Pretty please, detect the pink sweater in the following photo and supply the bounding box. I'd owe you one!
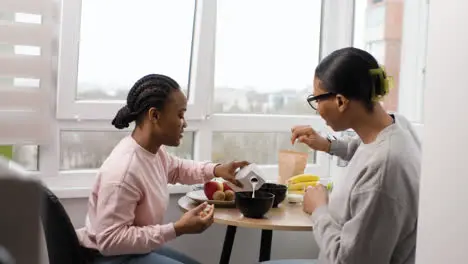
[76,136,217,256]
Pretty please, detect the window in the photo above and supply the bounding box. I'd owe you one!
[353,0,402,112]
[53,0,329,188]
[207,0,328,180]
[365,41,386,65]
[60,131,195,170]
[0,145,38,171]
[1,0,428,197]
[76,0,195,101]
[353,0,428,123]
[315,0,428,180]
[47,0,332,194]
[214,0,322,115]
[57,0,208,120]
[16,0,437,195]
[212,132,316,164]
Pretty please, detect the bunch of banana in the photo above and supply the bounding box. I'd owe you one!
[287,174,320,191]
[287,174,333,192]
[288,174,320,184]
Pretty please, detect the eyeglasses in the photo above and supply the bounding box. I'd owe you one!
[306,93,336,110]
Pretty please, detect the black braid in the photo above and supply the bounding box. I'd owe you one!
[111,74,180,129]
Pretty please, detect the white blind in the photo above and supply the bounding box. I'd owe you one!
[0,0,55,144]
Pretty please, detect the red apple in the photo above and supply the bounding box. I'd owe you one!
[204,181,223,200]
[222,182,233,192]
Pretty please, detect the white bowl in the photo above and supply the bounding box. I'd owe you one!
[287,193,304,203]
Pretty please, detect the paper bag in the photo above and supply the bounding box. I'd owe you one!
[278,150,308,184]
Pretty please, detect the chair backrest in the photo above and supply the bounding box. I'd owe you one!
[40,186,89,264]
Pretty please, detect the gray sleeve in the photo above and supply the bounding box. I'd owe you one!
[328,136,361,161]
[311,190,406,264]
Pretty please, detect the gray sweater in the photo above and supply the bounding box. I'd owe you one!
[312,114,421,264]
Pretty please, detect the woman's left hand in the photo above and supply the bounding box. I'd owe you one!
[303,184,329,214]
[214,161,250,186]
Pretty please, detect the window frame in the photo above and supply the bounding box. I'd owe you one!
[37,0,427,198]
[46,0,339,197]
[397,0,429,124]
[41,115,333,198]
[56,0,214,121]
[328,0,428,180]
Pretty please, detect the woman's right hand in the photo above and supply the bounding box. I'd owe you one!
[174,202,214,236]
[291,125,331,152]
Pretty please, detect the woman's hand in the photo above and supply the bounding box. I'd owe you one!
[214,161,250,186]
[291,125,330,152]
[303,185,329,214]
[174,202,214,236]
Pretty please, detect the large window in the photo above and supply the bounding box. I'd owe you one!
[76,0,195,101]
[209,0,325,176]
[214,0,322,115]
[60,131,194,170]
[5,0,427,196]
[353,0,428,124]
[353,0,403,112]
[57,0,207,120]
[212,132,316,164]
[56,0,328,184]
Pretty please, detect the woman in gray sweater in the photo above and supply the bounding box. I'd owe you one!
[264,47,421,264]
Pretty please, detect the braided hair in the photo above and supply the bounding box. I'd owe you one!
[111,74,181,129]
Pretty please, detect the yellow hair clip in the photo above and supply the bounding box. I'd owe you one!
[369,66,393,101]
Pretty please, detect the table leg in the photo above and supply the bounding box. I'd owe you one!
[259,229,273,262]
[219,225,237,264]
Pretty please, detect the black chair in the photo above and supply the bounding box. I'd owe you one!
[40,186,99,264]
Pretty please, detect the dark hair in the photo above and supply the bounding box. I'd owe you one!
[111,74,181,129]
[315,47,389,111]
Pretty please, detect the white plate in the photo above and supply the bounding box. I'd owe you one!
[186,190,235,207]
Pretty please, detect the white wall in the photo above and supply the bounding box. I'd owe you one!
[415,0,468,263]
[62,195,319,264]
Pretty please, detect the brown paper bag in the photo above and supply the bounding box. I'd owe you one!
[278,150,308,184]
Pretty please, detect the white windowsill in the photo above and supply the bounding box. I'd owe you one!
[4,158,329,199]
[51,184,193,199]
[1,164,200,199]
[40,163,328,199]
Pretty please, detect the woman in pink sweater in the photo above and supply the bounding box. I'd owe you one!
[77,74,248,264]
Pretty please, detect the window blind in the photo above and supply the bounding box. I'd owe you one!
[0,0,55,144]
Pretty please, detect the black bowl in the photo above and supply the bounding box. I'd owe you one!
[235,191,275,219]
[259,183,287,207]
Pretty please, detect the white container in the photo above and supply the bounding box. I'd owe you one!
[226,163,266,192]
[287,193,304,203]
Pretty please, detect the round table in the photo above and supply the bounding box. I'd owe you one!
[178,196,313,264]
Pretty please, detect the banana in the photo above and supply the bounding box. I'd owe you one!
[287,174,320,184]
[288,181,320,191]
[288,182,334,192]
